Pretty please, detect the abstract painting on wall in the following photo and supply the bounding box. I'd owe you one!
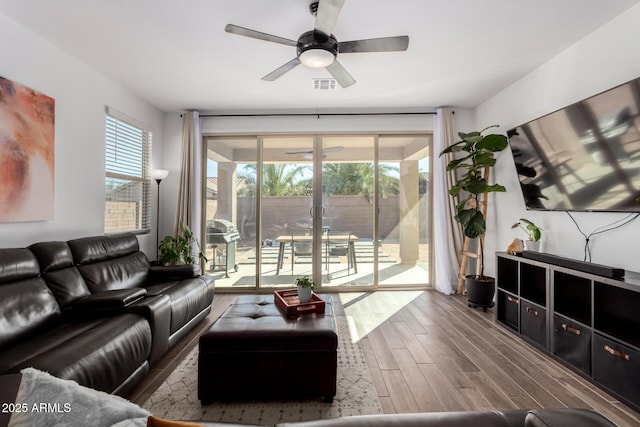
[0,76,55,222]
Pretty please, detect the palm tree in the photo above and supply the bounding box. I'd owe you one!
[238,163,310,196]
[238,162,399,200]
[322,163,399,202]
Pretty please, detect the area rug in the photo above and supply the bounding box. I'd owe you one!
[142,316,382,425]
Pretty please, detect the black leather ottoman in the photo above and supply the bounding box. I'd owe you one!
[198,295,338,404]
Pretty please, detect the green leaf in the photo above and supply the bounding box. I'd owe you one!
[458,132,481,143]
[531,227,542,241]
[449,183,462,197]
[456,198,469,213]
[463,210,486,238]
[464,177,488,194]
[485,184,506,193]
[477,134,508,152]
[474,152,497,167]
[455,208,477,224]
[445,158,466,170]
[439,141,466,155]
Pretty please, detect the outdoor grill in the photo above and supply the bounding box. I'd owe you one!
[206,219,240,277]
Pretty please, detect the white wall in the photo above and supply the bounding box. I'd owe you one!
[476,3,640,275]
[200,112,437,134]
[0,12,164,256]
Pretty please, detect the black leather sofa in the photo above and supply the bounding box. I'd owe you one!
[0,232,214,396]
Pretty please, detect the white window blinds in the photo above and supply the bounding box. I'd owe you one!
[104,109,152,233]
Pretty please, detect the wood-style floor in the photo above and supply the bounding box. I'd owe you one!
[127,291,640,427]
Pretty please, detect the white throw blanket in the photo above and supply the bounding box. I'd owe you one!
[8,368,149,427]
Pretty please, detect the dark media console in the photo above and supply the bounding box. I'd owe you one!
[496,252,640,412]
[521,250,625,280]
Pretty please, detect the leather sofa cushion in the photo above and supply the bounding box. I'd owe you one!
[28,240,74,272]
[77,251,150,293]
[29,241,92,308]
[68,233,151,293]
[147,277,215,334]
[0,313,152,393]
[0,248,61,349]
[68,233,140,265]
[0,248,41,283]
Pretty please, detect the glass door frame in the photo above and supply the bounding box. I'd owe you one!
[201,132,433,292]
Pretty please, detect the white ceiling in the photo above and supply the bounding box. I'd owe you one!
[1,0,638,113]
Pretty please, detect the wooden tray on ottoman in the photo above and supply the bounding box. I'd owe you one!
[274,289,326,318]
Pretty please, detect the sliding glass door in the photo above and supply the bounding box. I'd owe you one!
[203,133,431,290]
[259,136,315,286]
[204,137,257,288]
[320,136,376,287]
[377,135,431,286]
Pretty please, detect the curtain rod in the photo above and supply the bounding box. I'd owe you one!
[190,111,441,118]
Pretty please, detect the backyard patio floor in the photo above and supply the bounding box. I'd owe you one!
[205,241,430,288]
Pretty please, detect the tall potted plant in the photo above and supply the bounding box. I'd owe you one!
[439,125,508,310]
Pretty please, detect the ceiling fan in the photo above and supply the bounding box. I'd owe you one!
[225,0,409,88]
[285,146,344,155]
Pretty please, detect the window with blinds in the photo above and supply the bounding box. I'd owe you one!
[104,110,152,233]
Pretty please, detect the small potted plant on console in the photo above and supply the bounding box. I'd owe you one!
[295,275,315,303]
[511,218,542,251]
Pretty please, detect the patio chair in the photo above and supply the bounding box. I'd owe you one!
[327,231,354,277]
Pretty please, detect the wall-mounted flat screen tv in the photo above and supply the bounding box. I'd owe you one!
[507,76,640,212]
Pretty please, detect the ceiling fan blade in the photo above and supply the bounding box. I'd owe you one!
[314,0,345,37]
[323,146,344,153]
[285,146,343,155]
[339,35,409,53]
[262,57,302,81]
[285,149,313,155]
[225,24,297,46]
[326,60,355,88]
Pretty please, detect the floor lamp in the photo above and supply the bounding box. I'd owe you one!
[150,169,169,262]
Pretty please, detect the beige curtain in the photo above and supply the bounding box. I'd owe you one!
[433,107,463,294]
[175,111,202,244]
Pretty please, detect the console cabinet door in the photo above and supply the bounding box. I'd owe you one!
[520,301,546,349]
[593,333,640,405]
[552,315,591,375]
[497,290,519,331]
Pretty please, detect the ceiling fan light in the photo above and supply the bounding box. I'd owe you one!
[299,48,335,68]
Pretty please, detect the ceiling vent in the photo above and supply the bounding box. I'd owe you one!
[313,78,337,90]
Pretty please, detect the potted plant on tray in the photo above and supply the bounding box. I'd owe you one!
[295,275,315,303]
[511,218,542,251]
[439,125,508,310]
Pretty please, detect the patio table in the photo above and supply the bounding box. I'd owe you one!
[275,234,358,275]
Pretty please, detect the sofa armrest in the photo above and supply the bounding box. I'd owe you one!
[72,288,147,312]
[126,294,171,364]
[149,264,201,282]
[525,409,617,427]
